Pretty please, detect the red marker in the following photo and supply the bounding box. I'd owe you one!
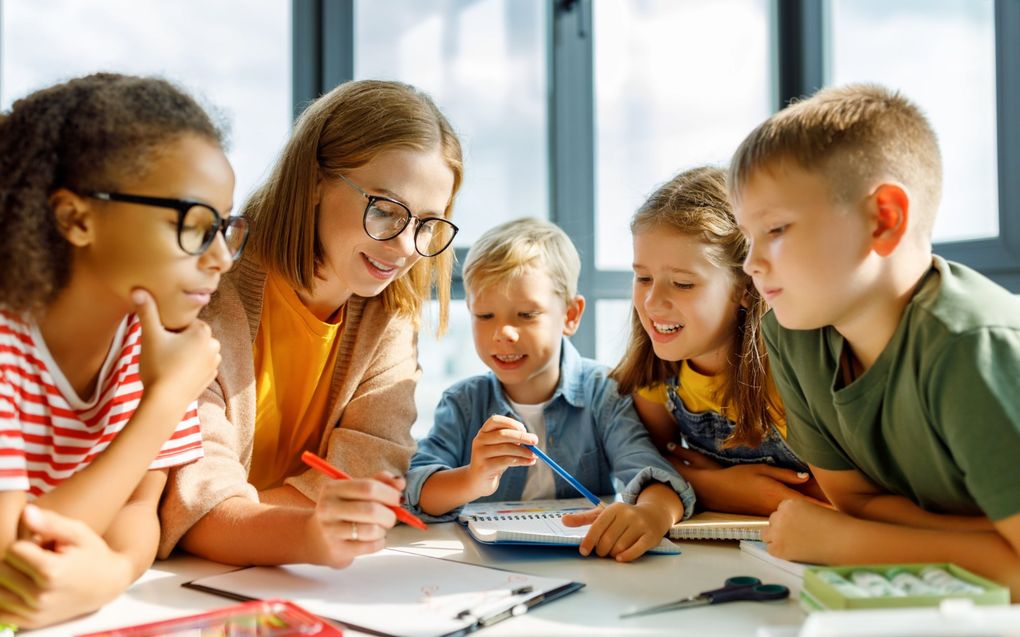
[301,451,428,531]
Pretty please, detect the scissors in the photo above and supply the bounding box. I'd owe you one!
[620,576,790,618]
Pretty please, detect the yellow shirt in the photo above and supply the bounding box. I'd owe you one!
[250,273,345,490]
[637,361,787,438]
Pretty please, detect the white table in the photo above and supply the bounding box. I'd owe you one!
[32,523,807,636]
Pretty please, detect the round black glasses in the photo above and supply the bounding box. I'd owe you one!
[335,174,458,258]
[87,191,249,260]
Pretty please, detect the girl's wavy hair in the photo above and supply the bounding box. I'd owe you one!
[0,72,224,313]
[609,166,780,447]
[243,80,463,334]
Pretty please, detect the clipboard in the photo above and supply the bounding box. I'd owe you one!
[184,548,584,637]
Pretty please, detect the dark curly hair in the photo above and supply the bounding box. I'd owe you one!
[0,72,226,313]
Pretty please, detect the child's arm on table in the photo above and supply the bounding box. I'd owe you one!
[635,388,823,515]
[417,416,538,517]
[0,471,167,628]
[764,498,1020,601]
[562,482,683,562]
[813,465,994,531]
[667,444,826,515]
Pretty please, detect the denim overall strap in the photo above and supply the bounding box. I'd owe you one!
[664,375,808,472]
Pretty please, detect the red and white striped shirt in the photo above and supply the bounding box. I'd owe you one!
[0,310,203,498]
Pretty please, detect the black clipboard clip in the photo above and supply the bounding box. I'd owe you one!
[454,581,585,634]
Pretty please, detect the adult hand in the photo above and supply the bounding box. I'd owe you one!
[133,288,220,404]
[0,505,131,629]
[668,445,824,516]
[304,473,404,568]
[562,501,672,562]
[466,416,537,498]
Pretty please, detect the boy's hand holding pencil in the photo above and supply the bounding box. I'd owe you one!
[466,416,538,498]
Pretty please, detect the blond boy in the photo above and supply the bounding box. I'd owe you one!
[729,83,1020,597]
[405,218,693,561]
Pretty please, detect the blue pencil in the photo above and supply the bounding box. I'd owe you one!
[523,444,602,507]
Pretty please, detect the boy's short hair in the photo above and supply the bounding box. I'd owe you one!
[729,83,943,240]
[463,217,580,304]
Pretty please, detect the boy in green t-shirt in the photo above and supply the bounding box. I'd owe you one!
[728,83,1020,598]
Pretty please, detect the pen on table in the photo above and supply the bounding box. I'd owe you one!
[522,444,602,507]
[300,451,428,530]
[454,586,534,621]
[480,591,546,627]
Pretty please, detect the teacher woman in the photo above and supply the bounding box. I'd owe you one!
[157,80,463,567]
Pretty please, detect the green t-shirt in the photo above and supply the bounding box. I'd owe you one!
[764,256,1020,521]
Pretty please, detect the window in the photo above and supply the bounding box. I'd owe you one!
[595,299,632,367]
[355,0,549,247]
[829,0,998,243]
[1,0,292,205]
[413,301,487,440]
[354,0,548,436]
[594,0,774,270]
[590,0,773,362]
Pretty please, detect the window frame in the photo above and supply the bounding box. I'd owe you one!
[289,0,1020,360]
[1,1,1011,352]
[0,1,1003,352]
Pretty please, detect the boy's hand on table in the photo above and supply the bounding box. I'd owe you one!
[562,502,672,563]
[668,445,827,516]
[305,472,403,568]
[0,505,131,629]
[763,498,848,563]
[466,416,538,498]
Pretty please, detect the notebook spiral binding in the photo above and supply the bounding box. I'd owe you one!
[476,512,566,522]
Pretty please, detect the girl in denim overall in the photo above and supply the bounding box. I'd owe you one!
[611,166,826,517]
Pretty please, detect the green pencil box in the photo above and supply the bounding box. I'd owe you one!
[800,563,1009,612]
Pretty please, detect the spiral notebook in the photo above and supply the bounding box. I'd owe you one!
[667,511,769,541]
[457,498,682,555]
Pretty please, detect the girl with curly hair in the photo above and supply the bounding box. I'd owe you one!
[0,73,243,628]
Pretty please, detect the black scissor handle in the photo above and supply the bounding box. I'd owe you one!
[724,576,761,588]
[708,582,790,605]
[748,584,790,601]
[700,576,760,598]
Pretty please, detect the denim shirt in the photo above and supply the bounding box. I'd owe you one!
[406,338,695,522]
[664,376,808,472]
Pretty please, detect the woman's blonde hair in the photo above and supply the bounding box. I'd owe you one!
[244,80,463,333]
[609,166,779,448]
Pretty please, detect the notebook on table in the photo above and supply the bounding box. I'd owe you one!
[184,548,584,637]
[668,511,770,541]
[457,498,683,555]
[739,539,810,577]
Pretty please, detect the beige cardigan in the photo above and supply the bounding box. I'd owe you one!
[158,256,420,558]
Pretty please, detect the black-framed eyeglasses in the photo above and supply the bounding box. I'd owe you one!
[335,173,458,258]
[86,191,249,260]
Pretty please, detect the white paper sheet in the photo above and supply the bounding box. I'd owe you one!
[185,548,582,637]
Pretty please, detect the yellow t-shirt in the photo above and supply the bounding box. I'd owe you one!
[637,361,787,438]
[250,273,345,490]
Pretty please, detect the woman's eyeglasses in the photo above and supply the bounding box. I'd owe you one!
[334,174,458,258]
[86,191,249,260]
